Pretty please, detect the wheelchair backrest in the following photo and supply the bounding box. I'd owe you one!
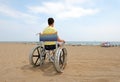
[39,33,58,41]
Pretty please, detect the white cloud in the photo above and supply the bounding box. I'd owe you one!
[28,2,65,14]
[65,0,90,4]
[28,0,99,19]
[0,4,39,24]
[57,6,99,19]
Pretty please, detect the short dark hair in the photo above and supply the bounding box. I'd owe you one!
[48,18,54,25]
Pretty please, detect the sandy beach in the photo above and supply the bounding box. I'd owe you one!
[0,43,120,82]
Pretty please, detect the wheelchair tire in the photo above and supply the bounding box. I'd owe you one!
[54,47,67,73]
[29,45,45,66]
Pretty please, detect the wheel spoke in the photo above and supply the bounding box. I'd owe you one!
[59,57,63,67]
[59,52,64,65]
[35,57,39,65]
[33,55,39,57]
[60,58,63,64]
[37,48,40,55]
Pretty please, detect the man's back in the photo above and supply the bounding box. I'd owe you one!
[43,26,57,34]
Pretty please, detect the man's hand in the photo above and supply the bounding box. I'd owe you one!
[62,40,65,43]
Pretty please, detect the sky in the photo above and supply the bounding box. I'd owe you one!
[0,0,120,41]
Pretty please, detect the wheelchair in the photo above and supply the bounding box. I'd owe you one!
[29,33,67,73]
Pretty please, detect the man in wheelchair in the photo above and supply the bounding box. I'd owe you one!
[29,18,67,72]
[42,18,65,50]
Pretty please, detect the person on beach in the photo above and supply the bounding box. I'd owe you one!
[42,17,65,50]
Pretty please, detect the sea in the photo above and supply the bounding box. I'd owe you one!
[66,41,120,46]
[1,41,120,46]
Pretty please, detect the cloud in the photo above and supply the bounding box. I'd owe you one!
[28,0,99,19]
[57,6,99,19]
[64,0,90,4]
[0,4,39,24]
[28,2,65,14]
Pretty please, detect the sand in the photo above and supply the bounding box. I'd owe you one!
[0,43,120,82]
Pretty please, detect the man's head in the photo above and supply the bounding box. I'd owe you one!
[48,18,54,26]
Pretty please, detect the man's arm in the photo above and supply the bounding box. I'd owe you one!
[57,36,65,42]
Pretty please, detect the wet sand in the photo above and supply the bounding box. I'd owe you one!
[0,43,120,82]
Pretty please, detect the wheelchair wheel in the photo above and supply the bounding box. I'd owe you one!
[54,47,67,73]
[29,45,45,66]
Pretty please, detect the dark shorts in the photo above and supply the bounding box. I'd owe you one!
[45,44,60,50]
[45,45,56,50]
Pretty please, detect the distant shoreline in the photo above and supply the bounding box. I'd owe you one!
[0,41,120,46]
